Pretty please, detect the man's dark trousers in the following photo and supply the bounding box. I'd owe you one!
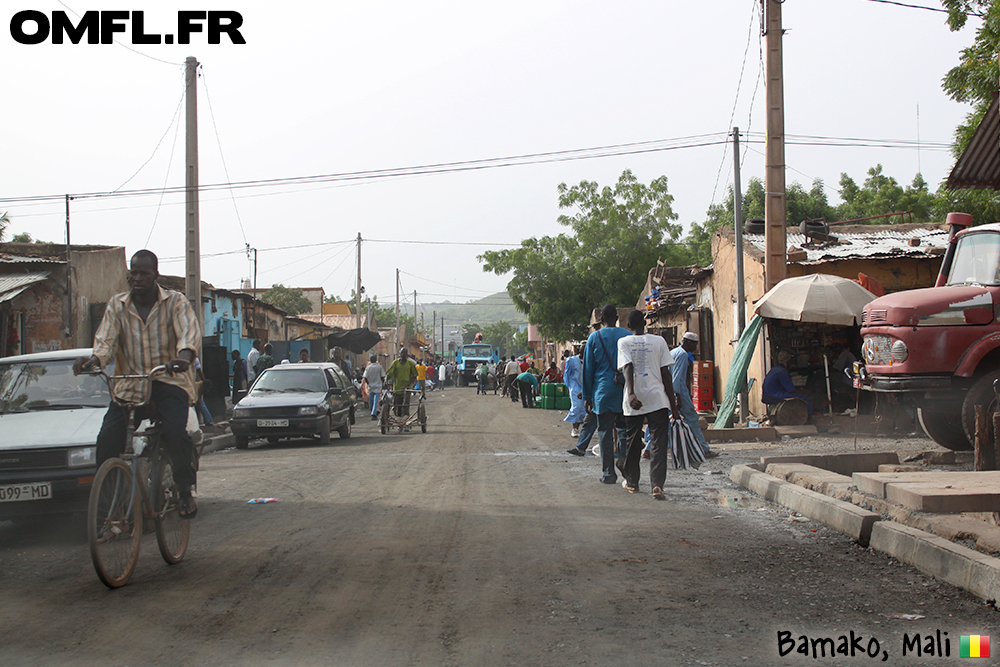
[518,379,534,408]
[623,408,671,489]
[96,381,196,489]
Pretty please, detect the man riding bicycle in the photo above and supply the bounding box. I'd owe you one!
[73,249,202,519]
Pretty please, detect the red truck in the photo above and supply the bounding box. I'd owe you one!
[858,212,1000,451]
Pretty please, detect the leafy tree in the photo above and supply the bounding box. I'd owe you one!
[261,284,313,315]
[366,297,428,338]
[836,165,939,223]
[685,176,837,264]
[0,212,9,243]
[481,169,691,341]
[942,1,998,153]
[461,323,482,344]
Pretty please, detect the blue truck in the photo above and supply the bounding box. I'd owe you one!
[455,343,499,387]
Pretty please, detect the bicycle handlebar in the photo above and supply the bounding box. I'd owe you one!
[88,365,170,408]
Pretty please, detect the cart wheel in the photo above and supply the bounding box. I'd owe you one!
[418,403,427,433]
[379,400,390,435]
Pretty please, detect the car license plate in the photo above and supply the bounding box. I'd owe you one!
[257,419,288,427]
[0,482,52,503]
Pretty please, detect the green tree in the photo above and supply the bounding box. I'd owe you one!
[836,165,939,223]
[261,284,313,315]
[685,176,837,264]
[942,1,997,154]
[366,297,428,338]
[0,212,9,243]
[481,169,690,341]
[461,323,482,344]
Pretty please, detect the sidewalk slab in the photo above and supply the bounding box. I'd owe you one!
[764,463,854,498]
[730,464,880,546]
[854,471,1000,513]
[760,452,899,477]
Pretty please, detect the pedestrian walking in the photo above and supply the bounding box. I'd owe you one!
[582,304,630,485]
[363,354,387,420]
[563,346,586,438]
[618,309,679,499]
[670,332,719,459]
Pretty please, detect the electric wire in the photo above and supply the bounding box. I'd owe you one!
[399,270,496,293]
[55,1,185,66]
[112,88,185,193]
[144,92,184,247]
[201,65,248,247]
[711,0,761,207]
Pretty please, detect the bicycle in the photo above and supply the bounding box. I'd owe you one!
[86,365,191,588]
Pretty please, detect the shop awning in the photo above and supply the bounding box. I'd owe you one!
[0,272,50,304]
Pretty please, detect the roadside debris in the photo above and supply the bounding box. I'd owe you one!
[247,498,279,504]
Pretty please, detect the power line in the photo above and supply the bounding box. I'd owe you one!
[863,0,953,13]
[201,65,248,247]
[399,270,496,293]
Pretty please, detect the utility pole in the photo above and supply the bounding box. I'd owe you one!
[441,317,445,360]
[65,194,73,342]
[432,310,436,357]
[395,268,400,351]
[733,127,748,425]
[184,55,203,329]
[355,232,362,330]
[413,290,417,334]
[763,0,786,291]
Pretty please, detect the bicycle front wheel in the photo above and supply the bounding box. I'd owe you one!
[88,458,141,588]
[153,450,190,564]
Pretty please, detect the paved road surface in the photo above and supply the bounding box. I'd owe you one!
[2,388,996,666]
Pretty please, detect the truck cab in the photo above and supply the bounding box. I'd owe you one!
[455,343,499,387]
[858,213,1000,450]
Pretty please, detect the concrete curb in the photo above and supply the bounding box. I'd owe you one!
[730,464,1000,601]
[729,464,881,546]
[869,522,1000,602]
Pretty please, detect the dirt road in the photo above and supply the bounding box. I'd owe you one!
[2,388,997,666]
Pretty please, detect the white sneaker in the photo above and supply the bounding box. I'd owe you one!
[570,428,580,438]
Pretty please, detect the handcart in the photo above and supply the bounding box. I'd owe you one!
[378,387,427,434]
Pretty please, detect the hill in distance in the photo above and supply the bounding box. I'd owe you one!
[417,292,526,326]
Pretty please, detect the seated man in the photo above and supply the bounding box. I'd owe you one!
[762,350,812,415]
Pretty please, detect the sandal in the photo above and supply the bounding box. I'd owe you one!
[178,494,198,519]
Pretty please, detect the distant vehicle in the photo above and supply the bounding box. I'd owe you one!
[230,362,357,448]
[0,348,107,521]
[455,343,499,387]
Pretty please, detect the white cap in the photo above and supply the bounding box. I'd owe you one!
[682,332,699,343]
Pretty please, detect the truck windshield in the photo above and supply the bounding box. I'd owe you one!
[947,233,1000,286]
[463,345,492,358]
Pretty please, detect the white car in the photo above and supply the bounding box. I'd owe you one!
[0,348,107,520]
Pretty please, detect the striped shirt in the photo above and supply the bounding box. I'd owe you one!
[93,285,202,405]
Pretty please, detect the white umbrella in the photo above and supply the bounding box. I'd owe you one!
[753,273,876,326]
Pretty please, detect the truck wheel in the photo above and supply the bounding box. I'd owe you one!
[917,407,971,451]
[961,371,1000,448]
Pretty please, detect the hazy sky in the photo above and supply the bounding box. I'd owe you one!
[1,1,978,310]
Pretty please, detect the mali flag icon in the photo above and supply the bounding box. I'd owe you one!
[960,635,990,658]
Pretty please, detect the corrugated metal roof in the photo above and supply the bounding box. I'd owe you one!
[744,227,949,264]
[0,271,50,303]
[948,94,1000,190]
[0,253,65,264]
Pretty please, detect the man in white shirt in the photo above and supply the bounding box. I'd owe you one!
[246,339,262,385]
[363,354,387,420]
[504,356,521,402]
[617,309,679,499]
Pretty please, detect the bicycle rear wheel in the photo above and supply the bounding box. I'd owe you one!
[88,458,141,588]
[153,449,190,564]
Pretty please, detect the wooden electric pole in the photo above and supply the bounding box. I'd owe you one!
[733,127,748,425]
[395,268,400,351]
[763,0,786,291]
[355,233,362,330]
[184,55,203,328]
